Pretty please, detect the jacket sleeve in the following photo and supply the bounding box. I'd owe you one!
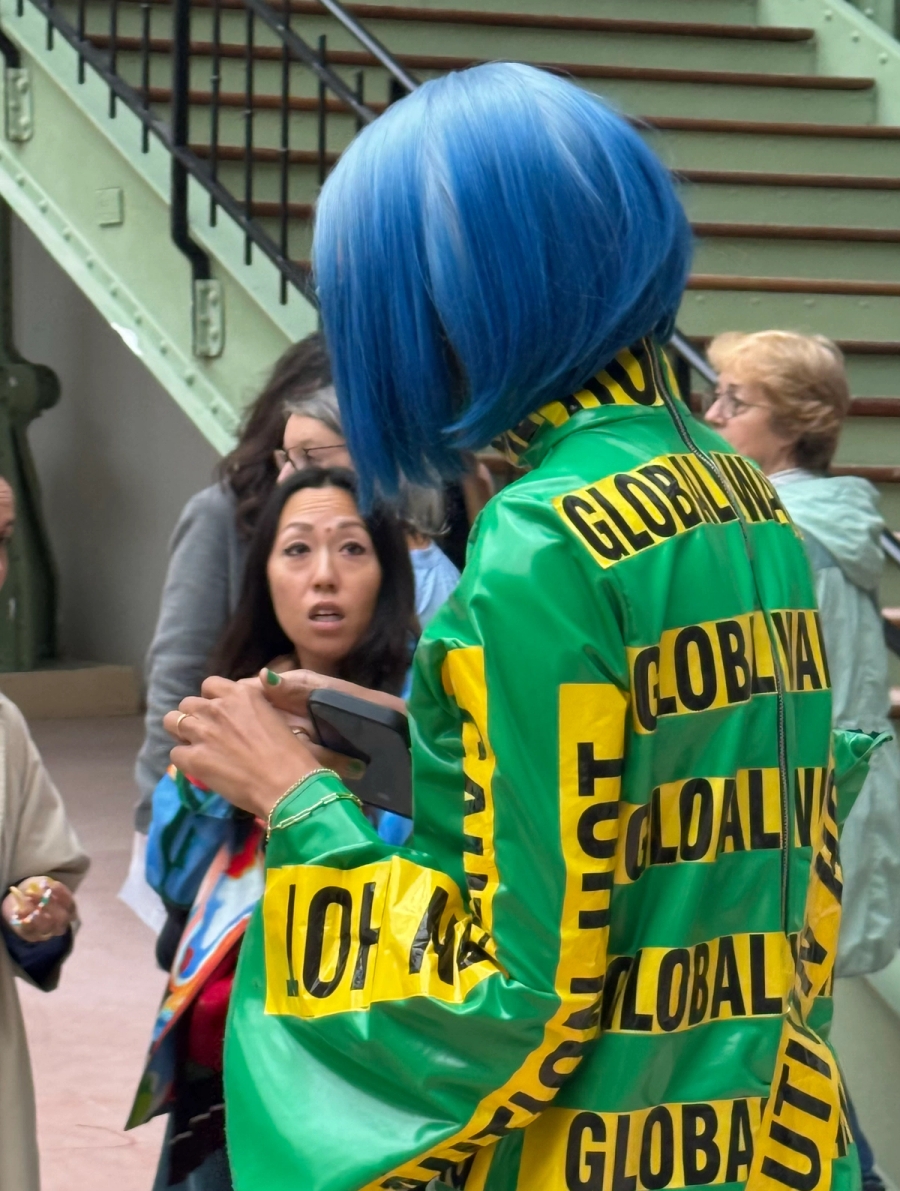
[3,698,89,990]
[225,494,629,1191]
[134,486,239,831]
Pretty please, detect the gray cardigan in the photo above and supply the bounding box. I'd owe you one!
[134,484,247,831]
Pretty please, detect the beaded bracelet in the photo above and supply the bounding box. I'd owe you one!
[265,769,343,839]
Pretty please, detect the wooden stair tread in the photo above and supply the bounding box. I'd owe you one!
[849,398,900,416]
[831,465,900,483]
[131,0,814,39]
[688,335,900,357]
[687,274,900,296]
[248,200,313,217]
[191,143,339,165]
[689,396,900,417]
[147,85,386,113]
[642,116,900,138]
[680,169,900,191]
[189,148,900,200]
[693,223,900,244]
[313,4,816,41]
[92,37,873,91]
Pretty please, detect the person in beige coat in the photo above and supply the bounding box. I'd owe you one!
[0,477,89,1191]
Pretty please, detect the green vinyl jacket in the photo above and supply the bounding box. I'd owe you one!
[225,339,882,1191]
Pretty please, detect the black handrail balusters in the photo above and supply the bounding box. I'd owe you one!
[277,0,290,302]
[317,34,327,187]
[17,0,377,310]
[208,0,222,224]
[170,0,210,286]
[107,0,117,115]
[243,4,254,265]
[139,0,150,150]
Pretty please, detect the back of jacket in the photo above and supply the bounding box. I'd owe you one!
[490,343,847,1191]
[225,340,855,1191]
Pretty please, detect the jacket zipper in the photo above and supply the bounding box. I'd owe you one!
[651,351,792,933]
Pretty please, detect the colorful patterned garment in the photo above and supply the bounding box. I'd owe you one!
[128,810,264,1133]
[225,339,884,1191]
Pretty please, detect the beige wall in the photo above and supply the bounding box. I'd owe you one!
[10,215,222,673]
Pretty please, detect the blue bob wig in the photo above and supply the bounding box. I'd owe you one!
[314,62,692,499]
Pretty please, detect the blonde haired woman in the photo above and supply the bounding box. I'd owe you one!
[706,329,898,1191]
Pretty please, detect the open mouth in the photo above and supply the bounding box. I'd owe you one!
[309,603,344,623]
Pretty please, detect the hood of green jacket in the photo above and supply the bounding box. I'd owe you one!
[771,472,884,591]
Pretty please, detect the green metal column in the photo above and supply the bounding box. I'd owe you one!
[0,200,58,670]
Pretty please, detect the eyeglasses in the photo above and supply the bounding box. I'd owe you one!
[704,384,770,422]
[273,442,347,471]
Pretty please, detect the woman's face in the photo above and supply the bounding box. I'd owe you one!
[277,414,353,483]
[267,485,383,675]
[704,371,797,476]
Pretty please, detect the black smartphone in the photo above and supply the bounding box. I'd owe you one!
[307,689,412,818]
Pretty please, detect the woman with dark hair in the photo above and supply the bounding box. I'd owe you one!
[211,466,415,694]
[138,467,415,1191]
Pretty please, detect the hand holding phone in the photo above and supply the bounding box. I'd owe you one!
[308,689,413,818]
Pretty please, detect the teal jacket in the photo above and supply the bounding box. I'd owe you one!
[225,340,879,1191]
[771,470,900,977]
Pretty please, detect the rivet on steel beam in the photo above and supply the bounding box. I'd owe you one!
[15,174,24,185]
[134,314,143,325]
[184,371,196,385]
[62,228,71,240]
[38,199,47,212]
[159,343,169,355]
[880,53,889,64]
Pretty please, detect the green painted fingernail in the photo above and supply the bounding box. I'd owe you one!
[265,669,281,686]
[348,760,365,780]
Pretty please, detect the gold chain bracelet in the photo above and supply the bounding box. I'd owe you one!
[266,769,349,839]
[271,790,363,837]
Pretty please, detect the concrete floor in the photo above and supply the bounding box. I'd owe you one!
[18,716,165,1191]
[11,715,900,1190]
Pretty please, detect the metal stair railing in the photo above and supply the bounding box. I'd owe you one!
[8,0,380,315]
[7,0,720,383]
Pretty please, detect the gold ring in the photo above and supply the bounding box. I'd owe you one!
[176,711,193,738]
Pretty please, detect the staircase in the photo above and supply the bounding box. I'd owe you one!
[0,0,898,606]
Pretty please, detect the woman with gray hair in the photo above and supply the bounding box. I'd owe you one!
[275,384,461,628]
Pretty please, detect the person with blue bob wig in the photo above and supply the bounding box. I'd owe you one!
[167,62,869,1191]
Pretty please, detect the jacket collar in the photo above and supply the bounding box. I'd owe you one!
[494,338,682,469]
